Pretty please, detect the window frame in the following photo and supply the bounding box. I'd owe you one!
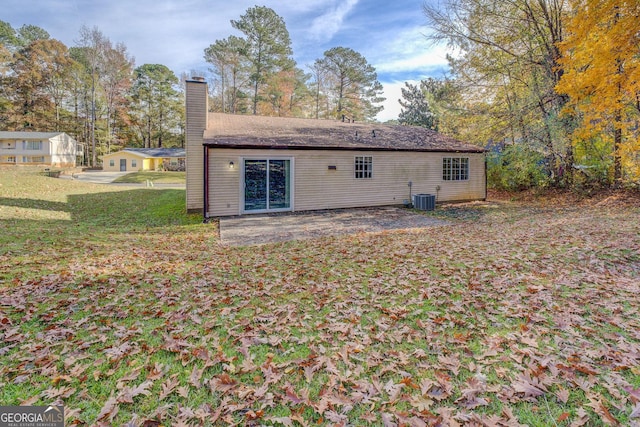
[442,157,470,181]
[241,157,294,214]
[131,159,137,168]
[354,155,373,179]
[25,141,43,150]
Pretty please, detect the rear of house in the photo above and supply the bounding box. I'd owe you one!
[204,146,484,217]
[0,132,77,167]
[185,79,486,218]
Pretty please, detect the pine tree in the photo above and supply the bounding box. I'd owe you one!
[398,82,436,129]
[231,6,294,115]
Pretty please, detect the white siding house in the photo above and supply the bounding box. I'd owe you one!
[185,79,486,218]
[0,132,77,167]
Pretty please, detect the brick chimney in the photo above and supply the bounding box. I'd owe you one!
[185,77,208,213]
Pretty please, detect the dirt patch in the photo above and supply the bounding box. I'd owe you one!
[219,206,450,246]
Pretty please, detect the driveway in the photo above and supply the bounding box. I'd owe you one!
[67,171,185,188]
[70,171,130,184]
[219,206,450,246]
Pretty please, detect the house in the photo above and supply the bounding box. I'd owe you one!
[102,148,186,172]
[0,131,77,167]
[185,78,486,218]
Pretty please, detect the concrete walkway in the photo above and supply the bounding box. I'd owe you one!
[219,206,450,246]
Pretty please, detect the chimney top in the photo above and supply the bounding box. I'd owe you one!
[189,76,206,82]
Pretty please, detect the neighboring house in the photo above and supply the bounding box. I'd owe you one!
[185,78,486,218]
[0,131,77,167]
[102,148,186,172]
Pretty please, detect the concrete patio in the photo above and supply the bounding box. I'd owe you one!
[218,206,450,246]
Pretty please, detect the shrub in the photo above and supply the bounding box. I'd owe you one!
[487,144,550,191]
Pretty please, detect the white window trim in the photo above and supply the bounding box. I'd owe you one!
[354,155,373,179]
[442,157,470,181]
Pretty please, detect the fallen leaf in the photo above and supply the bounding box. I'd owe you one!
[117,380,153,404]
[159,374,179,400]
[556,387,570,404]
[630,403,640,419]
[96,394,119,422]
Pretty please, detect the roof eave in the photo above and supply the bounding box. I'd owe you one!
[203,141,485,153]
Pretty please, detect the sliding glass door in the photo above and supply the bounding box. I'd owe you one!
[243,159,292,213]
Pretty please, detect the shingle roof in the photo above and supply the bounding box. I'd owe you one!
[203,113,484,153]
[0,131,64,139]
[123,148,186,158]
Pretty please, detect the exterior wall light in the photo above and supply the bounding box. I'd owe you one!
[229,161,234,169]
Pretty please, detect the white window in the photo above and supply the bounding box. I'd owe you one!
[7,156,15,163]
[443,157,469,181]
[25,141,43,150]
[132,159,137,167]
[109,159,114,167]
[355,156,373,179]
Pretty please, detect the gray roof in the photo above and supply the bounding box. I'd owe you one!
[123,148,185,158]
[203,113,484,153]
[0,131,65,139]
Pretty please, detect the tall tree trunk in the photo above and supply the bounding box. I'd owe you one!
[613,119,622,186]
[91,77,96,167]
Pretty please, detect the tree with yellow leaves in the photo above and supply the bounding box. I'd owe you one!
[556,0,640,185]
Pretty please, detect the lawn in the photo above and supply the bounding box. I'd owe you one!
[112,171,186,184]
[1,167,639,426]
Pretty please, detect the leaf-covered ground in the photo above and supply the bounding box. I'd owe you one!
[1,168,639,426]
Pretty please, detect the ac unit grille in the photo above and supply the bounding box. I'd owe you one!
[413,194,435,211]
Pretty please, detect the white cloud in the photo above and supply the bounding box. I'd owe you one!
[4,0,453,119]
[377,80,419,122]
[308,0,360,42]
[371,26,451,75]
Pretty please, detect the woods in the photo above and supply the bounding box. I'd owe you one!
[0,7,385,167]
[1,2,638,189]
[415,0,640,189]
[0,23,184,166]
[203,6,385,121]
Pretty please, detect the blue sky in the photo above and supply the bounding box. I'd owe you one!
[3,0,451,121]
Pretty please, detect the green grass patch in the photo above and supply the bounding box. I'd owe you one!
[1,167,639,425]
[112,171,186,184]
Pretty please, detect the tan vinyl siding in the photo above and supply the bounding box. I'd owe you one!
[209,150,242,215]
[185,80,208,212]
[207,148,485,217]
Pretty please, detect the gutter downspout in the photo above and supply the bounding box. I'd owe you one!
[203,145,209,222]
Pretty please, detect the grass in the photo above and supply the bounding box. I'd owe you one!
[1,167,639,426]
[112,171,186,184]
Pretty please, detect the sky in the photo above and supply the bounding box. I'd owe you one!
[3,0,452,121]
